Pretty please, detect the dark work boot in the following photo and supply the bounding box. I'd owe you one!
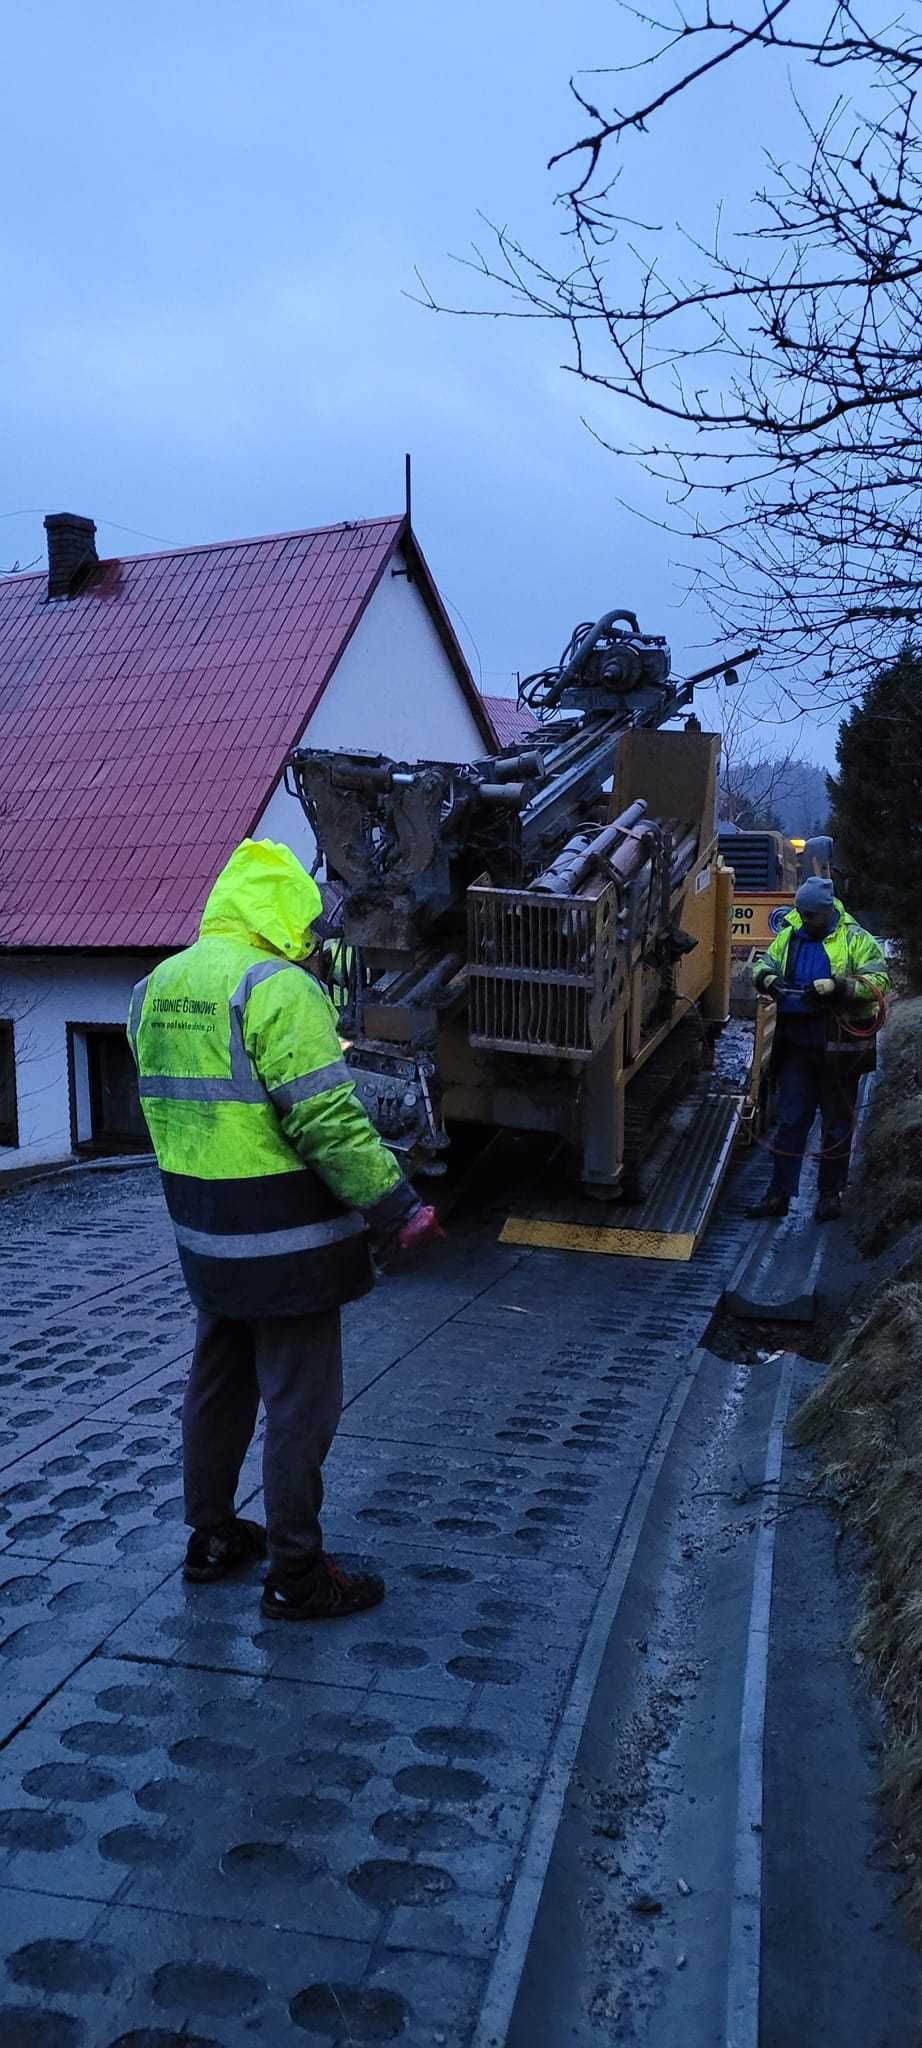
[261,1553,385,1622]
[746,1191,790,1220]
[183,1517,267,1583]
[815,1193,843,1223]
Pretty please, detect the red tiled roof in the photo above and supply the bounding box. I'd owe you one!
[481,694,539,747]
[0,516,491,950]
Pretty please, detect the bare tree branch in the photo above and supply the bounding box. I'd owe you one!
[425,2,922,705]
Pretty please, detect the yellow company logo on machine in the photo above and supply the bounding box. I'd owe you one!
[731,893,794,949]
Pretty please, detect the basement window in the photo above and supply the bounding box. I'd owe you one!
[0,1020,17,1147]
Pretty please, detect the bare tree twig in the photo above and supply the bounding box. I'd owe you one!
[425,2,922,705]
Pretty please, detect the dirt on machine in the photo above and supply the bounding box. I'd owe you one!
[287,612,762,1223]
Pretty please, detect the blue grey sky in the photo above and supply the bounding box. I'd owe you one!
[2,2,830,762]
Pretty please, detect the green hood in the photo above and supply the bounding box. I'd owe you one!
[198,838,323,961]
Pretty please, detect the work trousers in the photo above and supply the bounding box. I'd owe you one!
[768,1045,863,1199]
[182,1307,343,1577]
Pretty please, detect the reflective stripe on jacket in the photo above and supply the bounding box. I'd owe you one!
[752,908,890,1018]
[128,838,414,1317]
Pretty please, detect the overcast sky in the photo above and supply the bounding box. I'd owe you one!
[2,1,836,765]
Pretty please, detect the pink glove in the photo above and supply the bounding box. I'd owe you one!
[396,1204,446,1254]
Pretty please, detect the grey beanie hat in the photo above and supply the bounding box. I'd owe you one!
[795,876,835,916]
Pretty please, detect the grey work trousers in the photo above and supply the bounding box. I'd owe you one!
[182,1307,343,1576]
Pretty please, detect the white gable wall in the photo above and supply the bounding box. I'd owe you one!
[0,952,160,1173]
[254,544,486,860]
[1,545,488,1175]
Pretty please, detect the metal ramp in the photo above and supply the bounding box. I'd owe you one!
[501,1091,743,1261]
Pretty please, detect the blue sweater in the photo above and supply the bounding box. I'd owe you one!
[778,932,833,1046]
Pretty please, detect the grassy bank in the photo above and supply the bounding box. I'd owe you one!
[850,996,922,1257]
[793,996,922,1921]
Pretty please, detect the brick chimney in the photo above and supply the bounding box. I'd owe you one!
[44,513,98,598]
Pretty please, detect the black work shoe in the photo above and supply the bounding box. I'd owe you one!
[183,1517,267,1583]
[746,1191,790,1220]
[815,1194,843,1223]
[260,1554,385,1622]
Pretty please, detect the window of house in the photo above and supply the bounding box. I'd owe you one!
[0,1021,17,1147]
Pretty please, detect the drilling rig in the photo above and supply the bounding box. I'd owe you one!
[287,613,757,1201]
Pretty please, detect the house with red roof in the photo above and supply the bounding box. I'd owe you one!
[480,695,539,749]
[0,510,497,1170]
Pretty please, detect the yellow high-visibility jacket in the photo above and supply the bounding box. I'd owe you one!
[752,907,889,1021]
[128,838,414,1317]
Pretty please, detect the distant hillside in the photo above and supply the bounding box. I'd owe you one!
[772,760,830,838]
[721,756,830,837]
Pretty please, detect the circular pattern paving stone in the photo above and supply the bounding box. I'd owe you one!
[22,1763,118,1803]
[372,1809,476,1851]
[0,1809,84,1851]
[348,1858,455,1907]
[289,1984,410,2040]
[151,1962,265,2017]
[0,2010,84,2048]
[392,1764,487,1803]
[108,2033,222,2048]
[60,1720,151,1759]
[412,1724,502,1758]
[7,1941,122,1994]
[99,1825,188,1868]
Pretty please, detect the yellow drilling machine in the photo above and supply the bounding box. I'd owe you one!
[287,612,760,1253]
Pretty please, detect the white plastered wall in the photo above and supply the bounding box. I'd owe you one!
[254,543,487,862]
[0,952,158,1173]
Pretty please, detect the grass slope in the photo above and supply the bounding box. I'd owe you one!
[793,996,922,1922]
[851,997,922,1257]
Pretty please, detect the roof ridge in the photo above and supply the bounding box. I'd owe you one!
[0,512,405,585]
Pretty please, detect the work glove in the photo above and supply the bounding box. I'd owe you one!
[396,1204,445,1254]
[833,974,859,1001]
[811,978,837,1001]
[376,1203,446,1267]
[756,972,780,999]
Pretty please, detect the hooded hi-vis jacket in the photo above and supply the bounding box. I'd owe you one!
[751,907,889,1020]
[127,839,416,1318]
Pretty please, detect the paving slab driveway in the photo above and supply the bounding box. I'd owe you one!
[0,1162,748,2045]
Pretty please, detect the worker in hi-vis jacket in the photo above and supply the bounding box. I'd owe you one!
[748,876,889,1223]
[128,838,443,1622]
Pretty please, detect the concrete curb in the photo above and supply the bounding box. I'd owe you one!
[724,1214,831,1322]
[472,1356,706,2048]
[725,1353,796,2047]
[0,1152,156,1196]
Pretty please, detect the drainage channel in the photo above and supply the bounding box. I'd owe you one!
[492,1333,919,2048]
[491,1348,795,2048]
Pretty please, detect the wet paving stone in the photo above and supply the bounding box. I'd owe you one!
[0,1888,482,2045]
[337,1272,710,1464]
[0,1557,167,1742]
[323,1433,652,1566]
[0,1658,533,1956]
[107,1542,595,1711]
[0,1419,262,1570]
[0,1407,91,1477]
[0,1162,751,2044]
